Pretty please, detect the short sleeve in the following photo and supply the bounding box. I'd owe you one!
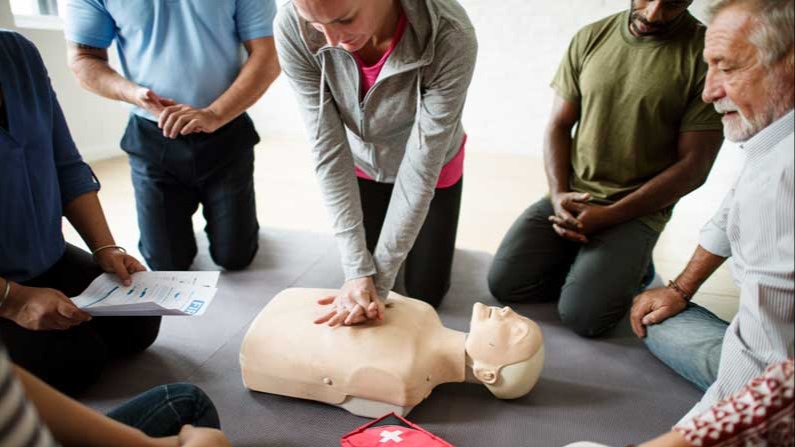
[64,0,116,49]
[550,31,586,101]
[680,60,724,132]
[235,0,278,42]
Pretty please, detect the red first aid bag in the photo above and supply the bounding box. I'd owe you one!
[341,413,454,447]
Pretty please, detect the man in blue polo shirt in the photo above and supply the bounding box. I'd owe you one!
[65,0,280,272]
[0,30,160,393]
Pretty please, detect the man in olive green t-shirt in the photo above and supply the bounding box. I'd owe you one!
[488,0,724,338]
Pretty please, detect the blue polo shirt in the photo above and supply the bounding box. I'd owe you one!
[64,0,277,121]
[0,31,100,282]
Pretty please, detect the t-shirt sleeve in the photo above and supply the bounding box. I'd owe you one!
[680,60,724,132]
[235,0,278,42]
[550,30,586,101]
[63,0,116,49]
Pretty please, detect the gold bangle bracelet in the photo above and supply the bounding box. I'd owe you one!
[0,279,11,310]
[91,244,127,261]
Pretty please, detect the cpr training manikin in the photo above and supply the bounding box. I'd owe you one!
[240,288,545,418]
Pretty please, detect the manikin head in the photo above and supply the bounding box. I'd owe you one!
[628,0,694,37]
[465,303,544,400]
[292,0,398,52]
[702,0,795,142]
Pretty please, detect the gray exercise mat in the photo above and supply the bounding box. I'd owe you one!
[78,229,702,446]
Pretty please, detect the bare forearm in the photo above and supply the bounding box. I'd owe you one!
[63,191,115,252]
[207,38,280,126]
[14,366,176,447]
[67,46,139,106]
[610,158,708,221]
[639,431,691,447]
[675,245,727,295]
[544,124,573,195]
[610,131,723,223]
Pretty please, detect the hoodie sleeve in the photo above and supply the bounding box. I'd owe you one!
[371,24,478,299]
[274,8,377,281]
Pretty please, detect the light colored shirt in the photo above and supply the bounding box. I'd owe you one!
[0,344,58,447]
[686,110,795,422]
[64,0,277,121]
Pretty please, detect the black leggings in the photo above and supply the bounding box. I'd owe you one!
[0,244,161,394]
[358,177,463,308]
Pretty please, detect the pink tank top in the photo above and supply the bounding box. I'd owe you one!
[353,14,465,189]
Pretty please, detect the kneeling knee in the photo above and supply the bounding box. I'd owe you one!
[119,317,162,354]
[211,243,257,271]
[166,383,221,429]
[558,308,617,338]
[487,264,526,303]
[407,283,450,309]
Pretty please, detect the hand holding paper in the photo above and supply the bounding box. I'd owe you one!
[71,272,220,316]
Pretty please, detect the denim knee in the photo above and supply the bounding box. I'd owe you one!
[142,244,196,272]
[210,240,257,271]
[165,383,221,430]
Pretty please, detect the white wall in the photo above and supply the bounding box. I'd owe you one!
[1,1,130,162]
[249,0,714,156]
[4,0,729,161]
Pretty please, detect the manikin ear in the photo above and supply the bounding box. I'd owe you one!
[473,366,498,385]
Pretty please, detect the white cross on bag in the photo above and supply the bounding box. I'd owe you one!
[379,430,404,443]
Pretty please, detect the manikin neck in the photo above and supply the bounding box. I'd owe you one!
[428,326,470,386]
[464,352,482,384]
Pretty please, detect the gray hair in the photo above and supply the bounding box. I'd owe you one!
[706,0,794,67]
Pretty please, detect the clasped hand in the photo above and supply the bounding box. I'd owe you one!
[549,192,617,243]
[133,87,223,139]
[314,277,385,327]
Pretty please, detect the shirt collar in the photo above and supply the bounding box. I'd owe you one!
[741,109,794,162]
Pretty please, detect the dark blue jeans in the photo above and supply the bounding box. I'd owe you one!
[107,383,220,437]
[122,114,260,271]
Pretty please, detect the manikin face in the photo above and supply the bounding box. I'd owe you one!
[702,6,795,142]
[628,0,692,37]
[465,303,541,384]
[293,0,394,52]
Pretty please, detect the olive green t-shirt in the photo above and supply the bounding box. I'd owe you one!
[551,11,723,232]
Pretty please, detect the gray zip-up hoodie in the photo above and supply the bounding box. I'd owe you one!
[275,0,477,298]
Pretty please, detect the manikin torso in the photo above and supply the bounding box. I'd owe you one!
[240,289,544,418]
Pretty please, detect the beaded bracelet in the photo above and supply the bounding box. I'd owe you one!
[668,279,693,302]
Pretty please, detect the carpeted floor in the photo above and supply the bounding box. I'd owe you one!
[77,228,703,446]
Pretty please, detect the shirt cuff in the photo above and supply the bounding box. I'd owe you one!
[60,163,101,206]
[238,25,274,42]
[699,220,732,258]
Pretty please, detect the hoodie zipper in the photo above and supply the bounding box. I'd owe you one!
[320,47,425,141]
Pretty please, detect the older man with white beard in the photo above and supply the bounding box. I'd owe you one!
[629,0,794,424]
